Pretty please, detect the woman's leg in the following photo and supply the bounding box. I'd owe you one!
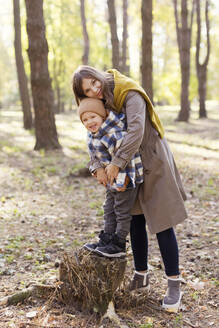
[157,228,182,312]
[129,214,150,291]
[156,227,180,277]
[130,214,148,271]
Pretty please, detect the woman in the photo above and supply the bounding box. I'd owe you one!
[72,65,187,313]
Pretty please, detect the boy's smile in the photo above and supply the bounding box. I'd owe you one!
[81,111,104,133]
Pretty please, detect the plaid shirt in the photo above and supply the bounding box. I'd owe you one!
[87,110,143,190]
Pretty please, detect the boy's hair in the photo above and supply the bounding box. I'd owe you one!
[78,98,107,122]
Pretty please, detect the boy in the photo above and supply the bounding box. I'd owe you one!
[78,98,143,258]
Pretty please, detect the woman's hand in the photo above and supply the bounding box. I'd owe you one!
[105,164,119,186]
[95,168,108,187]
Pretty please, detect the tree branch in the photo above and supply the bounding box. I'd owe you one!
[0,284,55,306]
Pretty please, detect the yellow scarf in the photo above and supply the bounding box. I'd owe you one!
[107,69,164,138]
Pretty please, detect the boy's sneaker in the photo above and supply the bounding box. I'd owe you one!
[162,277,183,313]
[83,230,112,252]
[129,271,150,293]
[94,233,126,258]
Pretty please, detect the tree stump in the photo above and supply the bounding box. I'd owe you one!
[58,249,127,315]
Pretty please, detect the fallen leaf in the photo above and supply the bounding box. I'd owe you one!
[188,278,205,290]
[26,310,37,318]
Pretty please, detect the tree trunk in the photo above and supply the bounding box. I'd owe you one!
[197,68,207,118]
[107,0,120,70]
[80,0,90,65]
[173,0,195,121]
[195,0,210,118]
[25,0,61,150]
[52,54,64,114]
[141,0,153,103]
[121,0,129,75]
[13,0,32,130]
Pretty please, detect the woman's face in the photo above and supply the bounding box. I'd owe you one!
[82,78,103,99]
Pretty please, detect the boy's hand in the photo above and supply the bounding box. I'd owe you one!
[105,164,119,186]
[95,168,108,187]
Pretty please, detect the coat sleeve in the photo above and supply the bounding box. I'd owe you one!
[111,91,146,169]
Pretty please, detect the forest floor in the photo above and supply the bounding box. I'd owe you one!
[0,103,218,328]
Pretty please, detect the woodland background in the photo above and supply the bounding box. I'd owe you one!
[0,0,219,117]
[0,0,218,327]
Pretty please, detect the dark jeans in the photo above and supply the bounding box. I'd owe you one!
[130,214,180,276]
[103,186,139,239]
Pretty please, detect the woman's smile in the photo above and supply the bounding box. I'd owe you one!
[82,78,103,99]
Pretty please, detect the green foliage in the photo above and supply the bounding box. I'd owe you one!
[140,324,153,328]
[0,0,219,108]
[154,72,180,105]
[0,36,16,105]
[173,313,183,327]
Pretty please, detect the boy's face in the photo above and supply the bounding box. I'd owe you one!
[81,111,104,133]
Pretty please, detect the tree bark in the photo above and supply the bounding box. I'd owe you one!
[13,0,32,130]
[121,0,129,75]
[107,0,120,70]
[173,0,195,121]
[141,0,153,103]
[52,52,64,114]
[80,0,90,65]
[195,0,210,118]
[58,250,126,315]
[25,0,61,150]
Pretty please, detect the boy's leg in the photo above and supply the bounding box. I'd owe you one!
[94,187,139,258]
[114,187,139,239]
[83,188,116,251]
[103,188,117,234]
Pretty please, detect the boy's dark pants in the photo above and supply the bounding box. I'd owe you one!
[103,185,139,239]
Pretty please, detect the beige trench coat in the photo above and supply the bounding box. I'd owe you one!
[112,91,187,234]
[134,135,187,234]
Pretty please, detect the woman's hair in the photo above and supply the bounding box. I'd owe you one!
[72,65,115,109]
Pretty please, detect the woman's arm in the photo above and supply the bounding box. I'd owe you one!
[111,91,146,169]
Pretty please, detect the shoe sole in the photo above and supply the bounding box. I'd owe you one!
[93,249,126,258]
[83,244,96,252]
[130,284,150,295]
[162,291,183,313]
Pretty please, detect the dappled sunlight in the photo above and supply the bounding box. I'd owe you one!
[167,131,219,151]
[55,112,88,161]
[0,110,35,151]
[0,0,218,322]
[0,105,218,327]
[156,105,219,173]
[170,142,219,172]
